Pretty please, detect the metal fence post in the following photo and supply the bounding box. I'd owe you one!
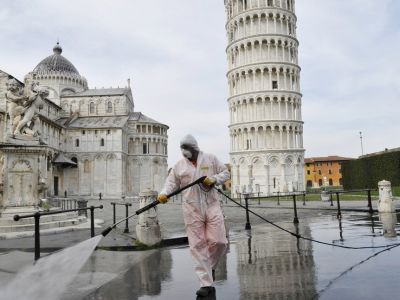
[90,206,95,237]
[367,190,373,214]
[124,203,131,233]
[34,212,41,260]
[277,191,280,206]
[330,193,333,207]
[292,194,299,224]
[336,192,342,219]
[302,192,306,206]
[111,202,116,224]
[245,194,251,230]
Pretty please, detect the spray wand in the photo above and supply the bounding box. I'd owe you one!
[101,176,206,237]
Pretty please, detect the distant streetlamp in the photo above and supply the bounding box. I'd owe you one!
[359,131,364,156]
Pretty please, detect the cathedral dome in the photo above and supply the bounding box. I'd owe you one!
[33,42,80,75]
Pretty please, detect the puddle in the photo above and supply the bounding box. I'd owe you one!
[66,212,400,300]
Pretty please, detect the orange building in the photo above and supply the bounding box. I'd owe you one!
[304,156,354,188]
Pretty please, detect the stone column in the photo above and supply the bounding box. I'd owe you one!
[264,164,270,195]
[378,180,395,213]
[136,189,162,246]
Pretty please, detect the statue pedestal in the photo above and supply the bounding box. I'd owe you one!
[0,144,48,210]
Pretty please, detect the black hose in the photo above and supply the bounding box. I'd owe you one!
[215,187,400,250]
[101,176,207,237]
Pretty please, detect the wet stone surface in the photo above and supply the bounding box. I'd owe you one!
[2,201,400,300]
[66,212,400,300]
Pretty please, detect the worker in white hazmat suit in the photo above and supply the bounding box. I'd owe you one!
[158,134,229,297]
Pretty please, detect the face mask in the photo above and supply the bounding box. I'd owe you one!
[181,149,192,159]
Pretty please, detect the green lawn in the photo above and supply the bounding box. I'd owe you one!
[225,186,400,202]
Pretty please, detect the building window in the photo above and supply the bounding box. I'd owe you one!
[107,101,113,113]
[328,170,332,174]
[307,170,310,175]
[318,170,321,175]
[329,179,333,186]
[156,143,158,153]
[95,130,98,135]
[318,179,323,186]
[47,155,51,171]
[272,81,278,89]
[246,139,251,150]
[107,130,111,135]
[82,130,85,135]
[71,157,78,164]
[89,102,95,114]
[100,138,104,146]
[339,178,343,185]
[143,143,148,154]
[273,177,276,188]
[306,163,310,167]
[75,139,79,147]
[306,180,312,187]
[84,160,90,173]
[268,0,273,6]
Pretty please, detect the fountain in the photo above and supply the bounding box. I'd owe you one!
[0,76,86,236]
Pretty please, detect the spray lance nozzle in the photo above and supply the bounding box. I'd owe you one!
[101,176,207,237]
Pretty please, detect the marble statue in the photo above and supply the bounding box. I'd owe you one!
[6,77,47,141]
[5,78,25,135]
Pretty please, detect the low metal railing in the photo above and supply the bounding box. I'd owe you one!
[110,202,132,233]
[13,205,103,260]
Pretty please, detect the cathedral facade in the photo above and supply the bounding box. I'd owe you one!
[0,43,168,201]
[225,0,305,196]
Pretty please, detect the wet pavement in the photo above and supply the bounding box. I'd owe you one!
[2,199,400,299]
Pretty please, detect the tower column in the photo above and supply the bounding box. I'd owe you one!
[226,0,304,195]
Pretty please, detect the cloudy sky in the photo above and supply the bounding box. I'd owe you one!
[1,0,399,166]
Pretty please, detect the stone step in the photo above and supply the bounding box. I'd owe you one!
[0,216,87,233]
[0,212,80,226]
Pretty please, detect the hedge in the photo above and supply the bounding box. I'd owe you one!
[341,151,400,189]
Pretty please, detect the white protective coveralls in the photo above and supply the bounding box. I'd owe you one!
[160,151,230,287]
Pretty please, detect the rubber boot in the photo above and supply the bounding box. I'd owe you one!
[196,286,215,297]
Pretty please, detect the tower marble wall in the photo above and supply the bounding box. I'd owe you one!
[225,0,305,195]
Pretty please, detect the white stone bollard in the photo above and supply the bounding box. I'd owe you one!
[378,180,395,213]
[379,212,397,237]
[136,189,162,246]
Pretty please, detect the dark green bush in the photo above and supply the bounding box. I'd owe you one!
[342,151,400,189]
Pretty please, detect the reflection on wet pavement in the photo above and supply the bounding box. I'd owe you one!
[71,212,400,300]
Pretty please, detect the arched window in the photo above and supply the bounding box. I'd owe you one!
[107,101,113,113]
[306,180,312,187]
[318,179,323,186]
[75,139,79,147]
[100,138,104,147]
[89,102,95,114]
[329,179,333,186]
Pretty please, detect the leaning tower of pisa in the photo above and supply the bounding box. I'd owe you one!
[225,0,304,196]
